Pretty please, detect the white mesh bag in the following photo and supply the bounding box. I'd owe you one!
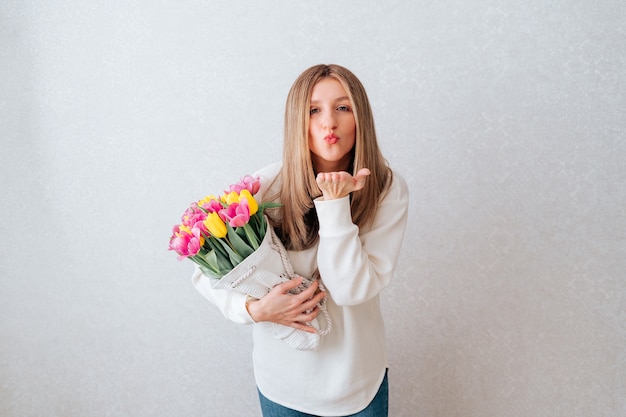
[208,222,331,351]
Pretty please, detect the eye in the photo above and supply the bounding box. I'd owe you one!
[309,108,320,115]
[337,105,351,112]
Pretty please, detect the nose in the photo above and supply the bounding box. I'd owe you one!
[320,111,337,130]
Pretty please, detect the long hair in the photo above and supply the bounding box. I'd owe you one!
[267,64,392,250]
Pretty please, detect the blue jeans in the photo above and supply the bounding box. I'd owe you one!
[257,370,388,417]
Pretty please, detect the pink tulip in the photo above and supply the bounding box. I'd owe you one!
[181,204,207,228]
[193,219,209,236]
[219,199,251,227]
[168,226,203,259]
[228,175,261,195]
[200,198,223,213]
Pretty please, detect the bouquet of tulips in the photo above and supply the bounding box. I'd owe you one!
[169,175,331,350]
[168,175,277,277]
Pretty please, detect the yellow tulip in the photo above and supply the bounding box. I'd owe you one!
[204,212,227,238]
[221,191,240,205]
[178,224,192,236]
[239,189,258,215]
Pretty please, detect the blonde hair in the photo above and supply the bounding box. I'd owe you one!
[268,64,392,250]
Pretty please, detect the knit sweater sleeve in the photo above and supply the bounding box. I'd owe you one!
[313,172,409,306]
[191,266,255,324]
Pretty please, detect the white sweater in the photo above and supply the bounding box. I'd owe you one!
[192,162,409,416]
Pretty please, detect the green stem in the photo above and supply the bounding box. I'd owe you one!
[242,224,259,250]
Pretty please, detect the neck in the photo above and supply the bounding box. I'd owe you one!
[311,154,353,174]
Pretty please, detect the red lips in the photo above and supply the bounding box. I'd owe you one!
[324,133,339,144]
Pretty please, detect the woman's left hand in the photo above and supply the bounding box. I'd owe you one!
[246,277,326,333]
[316,168,370,200]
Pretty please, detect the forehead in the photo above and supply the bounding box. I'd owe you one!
[310,78,349,102]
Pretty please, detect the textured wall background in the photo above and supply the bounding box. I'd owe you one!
[1,1,624,416]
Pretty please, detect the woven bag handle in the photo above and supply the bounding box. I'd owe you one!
[268,227,332,336]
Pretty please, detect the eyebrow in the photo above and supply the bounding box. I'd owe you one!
[310,96,351,105]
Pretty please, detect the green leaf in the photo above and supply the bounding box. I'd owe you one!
[194,250,220,274]
[259,202,282,210]
[207,237,228,259]
[251,212,270,241]
[227,224,254,258]
[217,237,244,266]
[242,224,259,250]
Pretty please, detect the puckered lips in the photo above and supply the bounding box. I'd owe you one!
[324,132,339,145]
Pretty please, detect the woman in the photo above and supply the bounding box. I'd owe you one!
[192,64,409,416]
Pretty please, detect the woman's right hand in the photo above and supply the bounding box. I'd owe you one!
[246,277,326,333]
[316,168,370,200]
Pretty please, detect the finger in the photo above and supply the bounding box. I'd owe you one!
[353,168,371,190]
[310,289,327,307]
[291,321,318,334]
[316,172,331,184]
[316,171,347,183]
[313,288,327,303]
[355,168,371,180]
[275,276,303,293]
[301,292,326,312]
[283,319,317,333]
[296,285,326,307]
[332,172,343,182]
[299,306,321,322]
[299,279,319,298]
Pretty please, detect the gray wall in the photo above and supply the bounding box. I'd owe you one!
[1,1,624,416]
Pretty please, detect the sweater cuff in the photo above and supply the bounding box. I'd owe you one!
[314,196,353,236]
[229,292,256,324]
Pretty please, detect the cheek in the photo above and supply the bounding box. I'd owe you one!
[347,119,357,140]
[308,119,316,136]
[346,114,356,133]
[308,121,324,144]
[307,132,317,152]
[309,119,321,135]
